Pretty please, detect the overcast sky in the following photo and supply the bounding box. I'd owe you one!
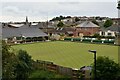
[0,0,119,22]
[1,0,118,2]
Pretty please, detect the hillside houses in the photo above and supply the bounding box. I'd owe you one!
[1,16,120,44]
[111,18,120,25]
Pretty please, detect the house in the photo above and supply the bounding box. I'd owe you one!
[2,24,48,44]
[75,21,100,37]
[2,16,49,44]
[99,25,120,45]
[111,18,120,25]
[99,25,119,37]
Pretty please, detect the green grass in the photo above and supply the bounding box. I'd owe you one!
[29,70,70,79]
[12,41,118,69]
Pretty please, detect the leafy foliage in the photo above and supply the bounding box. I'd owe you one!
[29,70,70,79]
[57,21,64,27]
[17,50,32,67]
[92,56,120,80]
[93,33,100,38]
[104,19,113,28]
[2,41,33,80]
[14,50,33,80]
[2,41,18,79]
[50,15,71,21]
[75,17,80,22]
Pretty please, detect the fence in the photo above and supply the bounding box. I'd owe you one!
[64,38,115,45]
[33,60,80,79]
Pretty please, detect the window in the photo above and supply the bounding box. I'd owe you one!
[108,33,111,36]
[101,32,105,35]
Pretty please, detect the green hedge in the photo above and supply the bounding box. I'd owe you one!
[64,38,72,41]
[73,38,81,41]
[104,40,115,44]
[16,37,25,40]
[82,39,91,42]
[93,40,102,43]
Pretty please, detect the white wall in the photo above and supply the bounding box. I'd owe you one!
[99,30,116,37]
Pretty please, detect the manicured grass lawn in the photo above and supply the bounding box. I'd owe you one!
[12,41,118,69]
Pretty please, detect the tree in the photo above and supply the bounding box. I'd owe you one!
[92,20,99,26]
[66,16,71,18]
[2,41,18,79]
[17,50,33,67]
[57,21,64,27]
[15,50,33,79]
[104,19,113,28]
[75,17,80,22]
[92,56,120,80]
[93,33,100,37]
[2,41,34,80]
[59,15,65,20]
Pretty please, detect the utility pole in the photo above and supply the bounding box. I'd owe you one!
[117,0,120,64]
[88,50,97,80]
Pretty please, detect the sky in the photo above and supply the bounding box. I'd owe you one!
[0,0,119,22]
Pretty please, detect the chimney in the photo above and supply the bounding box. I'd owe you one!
[25,16,29,26]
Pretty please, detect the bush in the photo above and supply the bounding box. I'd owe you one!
[15,50,33,79]
[104,40,115,44]
[104,19,113,28]
[92,56,120,80]
[73,38,81,41]
[93,40,102,43]
[82,39,91,42]
[29,70,70,79]
[64,38,72,41]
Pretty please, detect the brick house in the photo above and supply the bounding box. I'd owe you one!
[75,21,100,37]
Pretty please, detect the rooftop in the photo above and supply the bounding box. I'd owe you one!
[76,21,100,28]
[2,25,48,38]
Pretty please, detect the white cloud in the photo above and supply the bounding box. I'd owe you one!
[0,15,48,22]
[0,2,118,22]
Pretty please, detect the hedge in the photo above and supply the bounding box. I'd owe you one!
[82,39,91,42]
[73,38,81,41]
[93,40,102,43]
[16,37,25,40]
[64,38,72,41]
[104,40,115,44]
